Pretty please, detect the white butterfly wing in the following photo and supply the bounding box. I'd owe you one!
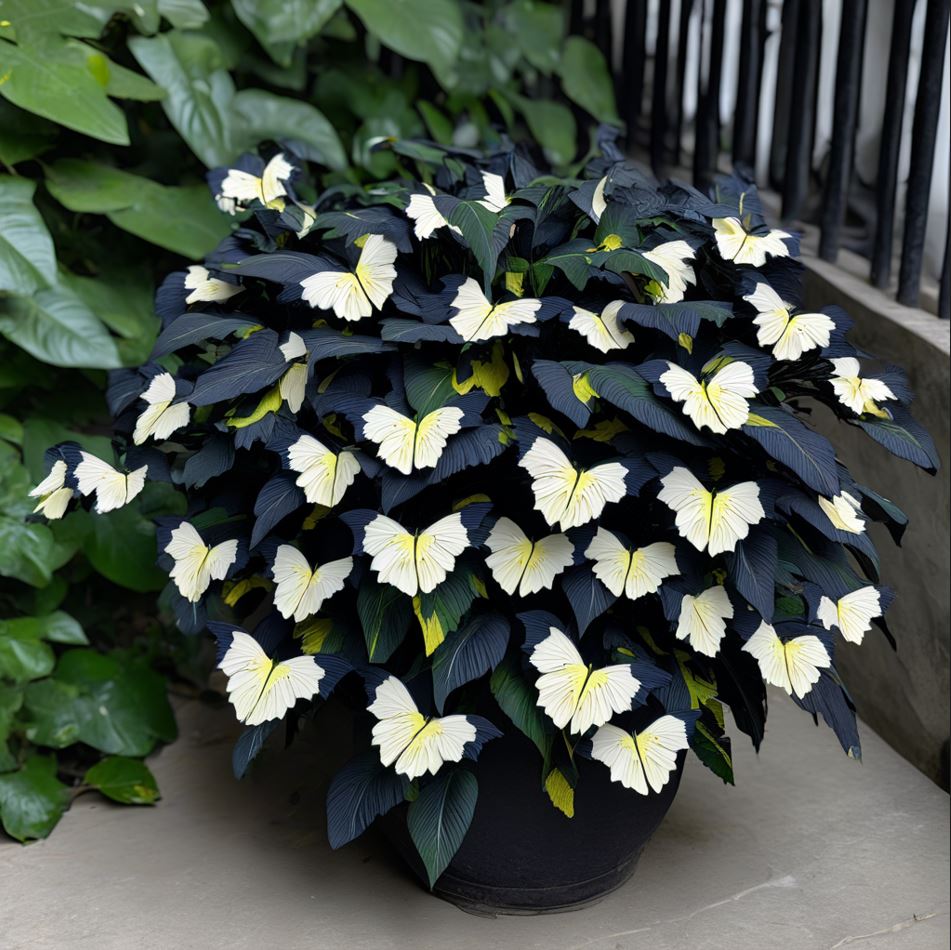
[355,234,397,310]
[658,467,714,551]
[484,517,532,596]
[624,542,678,600]
[165,522,212,603]
[743,621,792,693]
[477,171,508,212]
[519,438,577,528]
[415,512,469,594]
[394,715,476,779]
[708,481,763,555]
[364,515,419,596]
[414,407,465,470]
[585,527,631,597]
[823,587,881,644]
[520,532,574,596]
[298,557,352,621]
[406,192,448,239]
[636,715,690,793]
[572,664,641,735]
[713,217,748,261]
[676,586,732,656]
[219,630,273,723]
[300,270,371,321]
[72,453,129,513]
[529,627,585,674]
[785,635,832,698]
[29,460,67,498]
[591,724,646,792]
[247,655,323,726]
[448,277,494,341]
[368,676,426,768]
[260,153,294,206]
[362,405,417,475]
[660,363,724,433]
[273,545,315,621]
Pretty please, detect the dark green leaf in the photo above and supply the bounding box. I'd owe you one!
[407,768,477,888]
[0,175,56,294]
[356,577,411,662]
[559,36,619,122]
[83,756,160,804]
[0,755,70,842]
[326,750,409,848]
[489,655,551,760]
[432,611,509,712]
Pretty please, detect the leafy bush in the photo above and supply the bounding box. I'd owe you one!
[0,1,616,839]
[34,136,937,883]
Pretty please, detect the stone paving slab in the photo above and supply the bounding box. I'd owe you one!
[1,691,948,950]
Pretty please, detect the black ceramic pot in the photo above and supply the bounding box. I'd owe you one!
[384,727,684,915]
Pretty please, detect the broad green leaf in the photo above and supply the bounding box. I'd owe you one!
[46,160,232,258]
[489,655,551,760]
[0,616,56,682]
[84,756,159,804]
[24,648,177,756]
[129,31,235,167]
[0,0,104,39]
[692,721,734,785]
[0,516,57,588]
[233,88,346,169]
[559,36,619,123]
[158,0,210,29]
[0,35,129,144]
[443,199,505,280]
[505,0,564,74]
[0,176,56,294]
[0,285,121,368]
[346,0,464,89]
[356,576,411,662]
[231,0,342,65]
[0,413,22,444]
[82,504,169,592]
[0,755,69,841]
[515,96,576,166]
[407,768,477,887]
[60,270,159,367]
[0,612,86,646]
[0,101,57,165]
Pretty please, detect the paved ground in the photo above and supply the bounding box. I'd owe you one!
[1,691,948,950]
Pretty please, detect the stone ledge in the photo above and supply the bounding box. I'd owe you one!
[1,694,948,950]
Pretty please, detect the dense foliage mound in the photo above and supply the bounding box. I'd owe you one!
[34,137,937,884]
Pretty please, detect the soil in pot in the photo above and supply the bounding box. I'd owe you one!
[383,727,685,915]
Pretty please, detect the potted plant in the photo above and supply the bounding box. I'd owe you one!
[31,138,937,913]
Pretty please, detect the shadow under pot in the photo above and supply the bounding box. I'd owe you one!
[381,727,685,915]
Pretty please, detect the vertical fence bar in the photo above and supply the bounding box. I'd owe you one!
[897,0,950,306]
[621,0,648,144]
[594,0,614,61]
[939,220,950,320]
[569,0,585,40]
[673,0,695,166]
[693,0,725,188]
[781,0,822,221]
[870,0,918,287]
[651,0,673,175]
[818,0,868,261]
[770,0,800,189]
[733,0,764,168]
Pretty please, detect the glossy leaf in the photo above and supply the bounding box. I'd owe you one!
[407,768,477,888]
[83,756,160,804]
[0,176,56,294]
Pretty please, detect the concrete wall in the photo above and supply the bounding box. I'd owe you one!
[801,255,950,788]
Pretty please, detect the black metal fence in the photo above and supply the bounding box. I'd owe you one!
[577,0,951,319]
